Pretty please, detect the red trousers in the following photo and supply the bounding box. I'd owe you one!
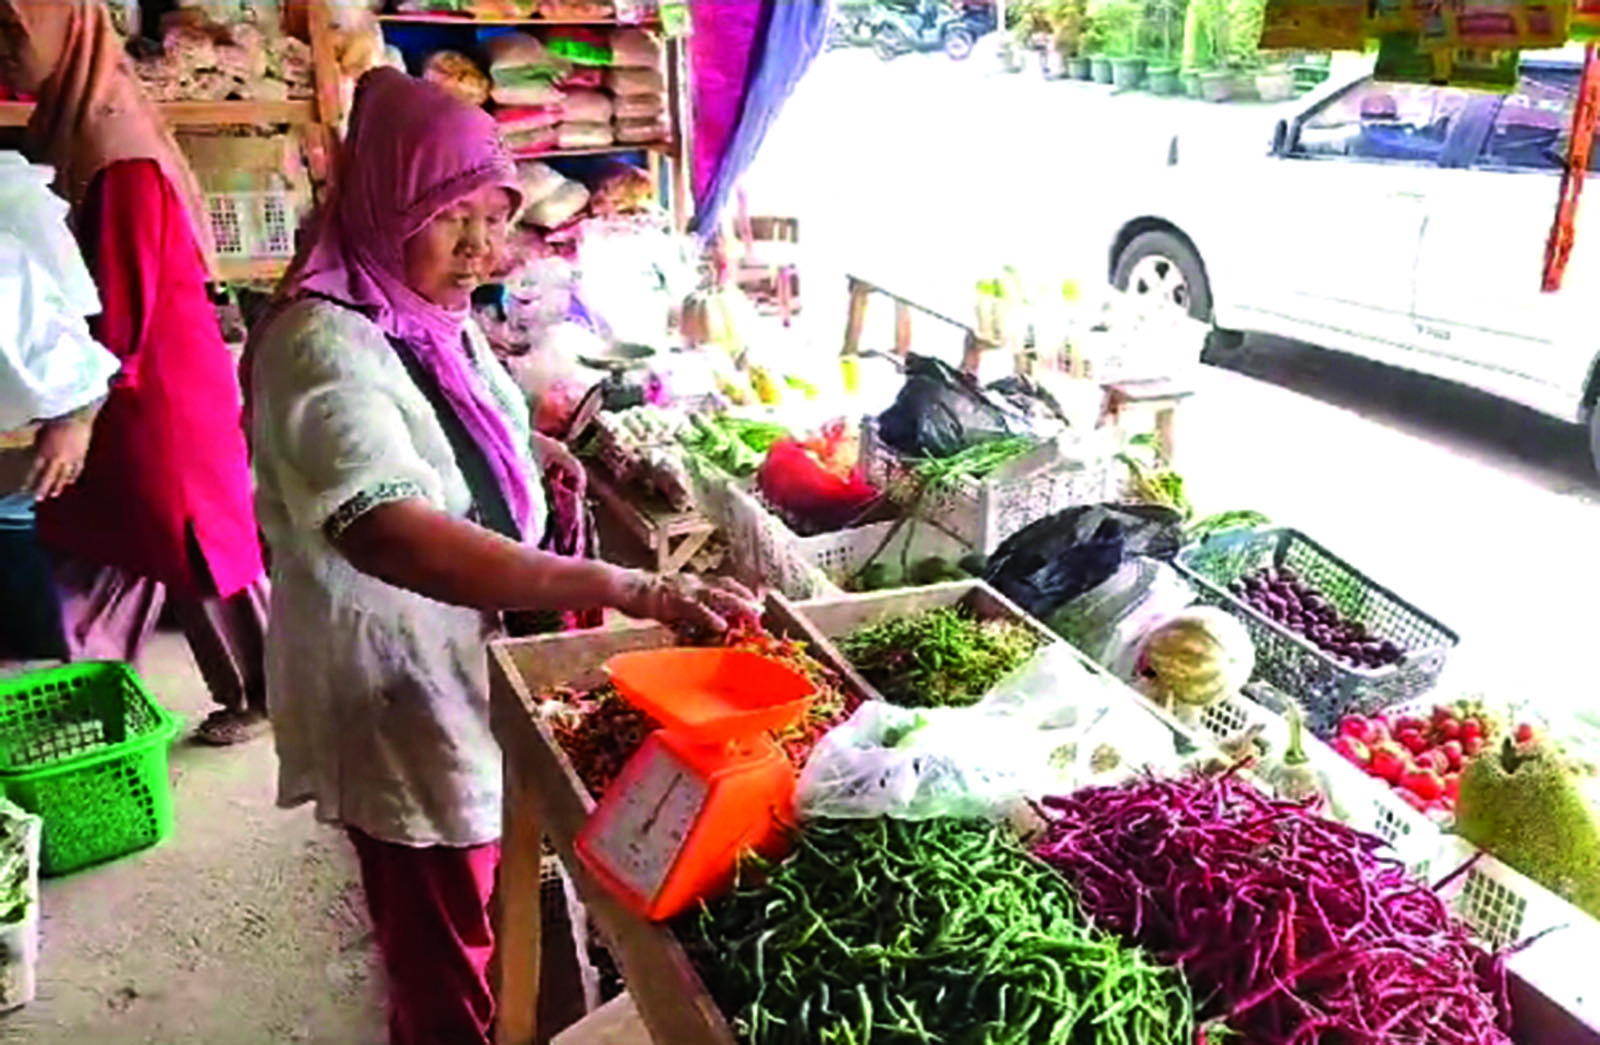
[348,828,500,1045]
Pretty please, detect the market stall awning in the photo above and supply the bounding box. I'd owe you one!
[688,0,829,236]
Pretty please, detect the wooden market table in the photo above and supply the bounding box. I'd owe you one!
[488,618,740,1045]
[484,582,1202,1045]
[584,462,716,575]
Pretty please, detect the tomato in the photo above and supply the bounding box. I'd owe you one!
[1370,745,1409,785]
[1438,718,1462,741]
[1441,740,1464,771]
[1401,767,1446,802]
[1397,730,1428,756]
[1332,736,1371,766]
[1338,715,1374,744]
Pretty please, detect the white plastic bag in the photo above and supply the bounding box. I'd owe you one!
[0,153,117,431]
[796,646,1183,821]
[0,235,119,432]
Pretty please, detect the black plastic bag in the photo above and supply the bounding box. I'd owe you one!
[877,355,1028,459]
[982,503,1187,620]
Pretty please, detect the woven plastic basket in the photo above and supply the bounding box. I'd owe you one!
[1175,528,1458,738]
[859,419,1116,554]
[0,663,181,876]
[723,482,969,600]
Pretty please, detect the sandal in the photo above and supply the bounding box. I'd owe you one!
[195,708,270,747]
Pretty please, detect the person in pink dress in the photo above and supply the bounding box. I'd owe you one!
[0,0,270,745]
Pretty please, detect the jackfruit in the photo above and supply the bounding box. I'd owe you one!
[1456,738,1600,920]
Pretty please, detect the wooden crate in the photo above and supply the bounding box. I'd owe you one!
[777,579,1203,750]
[486,595,872,1045]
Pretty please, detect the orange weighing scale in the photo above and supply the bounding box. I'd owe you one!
[574,647,816,922]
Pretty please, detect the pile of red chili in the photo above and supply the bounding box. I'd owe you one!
[1033,771,1511,1045]
[536,622,859,798]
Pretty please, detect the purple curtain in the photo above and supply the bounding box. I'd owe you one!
[688,0,830,236]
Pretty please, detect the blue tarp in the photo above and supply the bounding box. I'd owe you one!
[690,0,829,236]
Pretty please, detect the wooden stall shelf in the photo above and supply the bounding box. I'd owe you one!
[585,462,715,575]
[488,620,737,1045]
[486,590,884,1044]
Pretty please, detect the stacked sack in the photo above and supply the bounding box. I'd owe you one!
[608,28,667,144]
[425,25,668,157]
[547,27,616,151]
[483,33,571,154]
[135,9,313,102]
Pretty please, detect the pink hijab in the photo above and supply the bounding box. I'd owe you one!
[282,69,534,536]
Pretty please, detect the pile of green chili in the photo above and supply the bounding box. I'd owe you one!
[679,818,1193,1045]
[838,607,1041,708]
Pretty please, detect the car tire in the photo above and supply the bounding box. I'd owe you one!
[1112,229,1213,323]
[943,26,976,59]
[1590,407,1600,479]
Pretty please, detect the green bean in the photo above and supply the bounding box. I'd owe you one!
[676,818,1193,1045]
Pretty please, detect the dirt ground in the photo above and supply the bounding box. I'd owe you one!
[0,635,385,1045]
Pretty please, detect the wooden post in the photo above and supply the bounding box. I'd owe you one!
[841,277,871,358]
[495,760,543,1045]
[893,300,913,358]
[306,0,343,132]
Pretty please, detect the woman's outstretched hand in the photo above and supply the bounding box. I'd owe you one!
[627,573,762,634]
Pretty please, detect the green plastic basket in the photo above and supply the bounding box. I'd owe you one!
[0,663,181,876]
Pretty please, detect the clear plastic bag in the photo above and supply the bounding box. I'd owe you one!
[1048,557,1194,681]
[796,646,1182,821]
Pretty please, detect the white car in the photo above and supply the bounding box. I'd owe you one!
[1105,52,1600,471]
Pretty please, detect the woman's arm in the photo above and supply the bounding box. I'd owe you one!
[335,498,755,630]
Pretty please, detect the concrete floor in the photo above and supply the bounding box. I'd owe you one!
[1,636,384,1045]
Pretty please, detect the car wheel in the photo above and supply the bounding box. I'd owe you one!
[1112,229,1213,322]
[873,25,906,61]
[943,26,976,59]
[1591,407,1600,479]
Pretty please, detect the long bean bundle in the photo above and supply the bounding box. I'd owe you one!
[1033,772,1511,1045]
[681,817,1193,1045]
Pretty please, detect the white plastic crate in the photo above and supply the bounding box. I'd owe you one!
[1433,836,1600,1030]
[0,812,40,1013]
[1193,689,1447,878]
[206,190,296,261]
[722,482,969,601]
[859,419,1116,554]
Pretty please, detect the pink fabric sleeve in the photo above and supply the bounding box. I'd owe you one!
[81,159,174,393]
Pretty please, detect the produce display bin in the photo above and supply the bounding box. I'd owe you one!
[1194,690,1447,878]
[485,597,876,1045]
[1175,528,1458,737]
[858,419,1116,555]
[485,593,1598,1045]
[782,580,1204,755]
[0,662,181,876]
[1433,836,1600,1036]
[722,482,969,600]
[0,811,39,1012]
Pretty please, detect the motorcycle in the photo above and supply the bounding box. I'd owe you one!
[869,0,995,61]
[827,3,877,50]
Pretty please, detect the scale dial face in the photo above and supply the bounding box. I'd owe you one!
[585,746,710,902]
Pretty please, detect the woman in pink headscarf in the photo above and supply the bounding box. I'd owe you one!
[246,69,756,1045]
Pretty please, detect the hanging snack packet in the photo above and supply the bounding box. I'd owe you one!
[1375,31,1451,82]
[1261,0,1366,49]
[1575,0,1600,38]
[1443,47,1524,90]
[1366,0,1426,36]
[1436,0,1568,50]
